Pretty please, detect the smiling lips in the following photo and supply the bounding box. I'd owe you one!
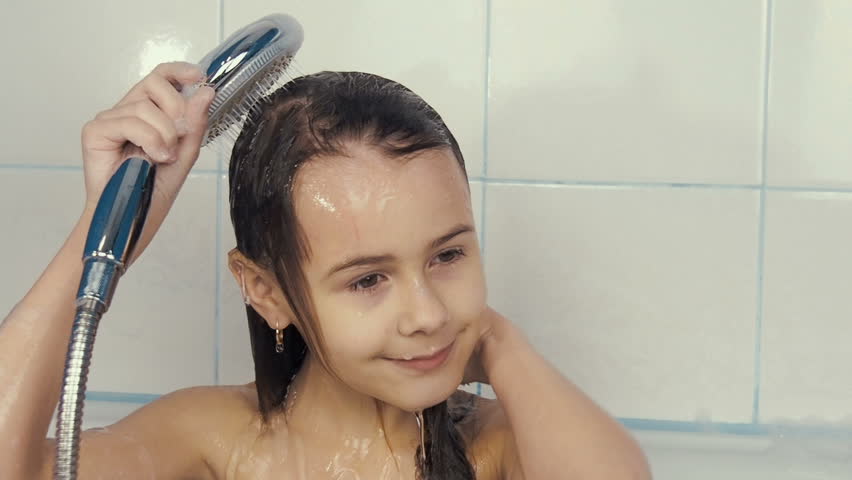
[389,341,455,372]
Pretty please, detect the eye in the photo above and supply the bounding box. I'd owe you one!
[433,247,465,266]
[349,273,385,293]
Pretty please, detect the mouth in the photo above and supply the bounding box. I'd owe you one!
[387,340,455,373]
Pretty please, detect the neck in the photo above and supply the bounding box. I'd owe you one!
[283,352,422,452]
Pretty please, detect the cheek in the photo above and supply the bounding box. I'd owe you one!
[437,259,487,322]
[314,300,389,366]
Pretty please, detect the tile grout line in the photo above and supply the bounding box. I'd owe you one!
[213,0,226,385]
[753,0,774,424]
[83,391,852,436]
[4,165,852,194]
[480,0,493,258]
[477,0,493,398]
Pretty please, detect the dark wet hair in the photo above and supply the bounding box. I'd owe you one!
[228,71,474,479]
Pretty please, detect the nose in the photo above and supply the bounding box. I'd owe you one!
[397,276,449,337]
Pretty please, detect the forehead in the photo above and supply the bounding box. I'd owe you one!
[293,145,472,269]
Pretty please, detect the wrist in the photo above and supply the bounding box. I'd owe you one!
[479,311,524,383]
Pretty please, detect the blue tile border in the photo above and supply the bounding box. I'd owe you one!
[87,391,160,404]
[84,390,852,436]
[621,417,852,437]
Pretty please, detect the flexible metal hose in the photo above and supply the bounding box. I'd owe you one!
[52,14,302,479]
[54,300,104,479]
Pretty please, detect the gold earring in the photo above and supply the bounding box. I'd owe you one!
[275,328,285,353]
[239,267,251,306]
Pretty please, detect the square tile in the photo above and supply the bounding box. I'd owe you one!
[484,183,759,422]
[765,0,852,187]
[224,0,487,177]
[0,1,219,171]
[760,191,852,422]
[487,0,765,184]
[0,169,218,394]
[89,173,218,393]
[0,169,87,315]
[218,173,254,385]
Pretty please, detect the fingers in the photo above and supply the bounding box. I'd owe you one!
[173,85,216,170]
[119,62,206,108]
[95,99,181,159]
[183,85,216,139]
[86,62,215,165]
[82,116,175,163]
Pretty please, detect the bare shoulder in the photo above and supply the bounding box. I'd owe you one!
[158,383,262,473]
[40,383,261,479]
[158,382,260,417]
[121,382,259,435]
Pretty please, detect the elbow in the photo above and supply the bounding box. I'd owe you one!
[584,462,652,480]
[615,448,653,480]
[590,442,653,480]
[624,462,653,480]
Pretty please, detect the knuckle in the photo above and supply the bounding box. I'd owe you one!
[133,99,154,117]
[143,127,163,147]
[81,120,98,142]
[163,129,178,147]
[152,62,172,74]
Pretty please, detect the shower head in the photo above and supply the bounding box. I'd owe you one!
[200,13,303,146]
[56,14,304,480]
[80,13,304,303]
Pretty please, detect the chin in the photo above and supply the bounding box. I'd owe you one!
[391,370,465,412]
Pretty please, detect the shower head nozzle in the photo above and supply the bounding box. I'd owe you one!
[198,13,304,147]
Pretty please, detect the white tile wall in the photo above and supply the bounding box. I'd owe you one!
[224,0,487,178]
[487,0,765,184]
[88,174,218,393]
[4,0,852,476]
[766,0,852,187]
[484,183,759,422]
[0,171,217,394]
[0,170,87,313]
[760,191,852,423]
[0,0,220,171]
[218,173,252,385]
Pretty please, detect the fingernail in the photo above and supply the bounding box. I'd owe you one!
[202,86,216,101]
[157,150,172,162]
[186,62,204,76]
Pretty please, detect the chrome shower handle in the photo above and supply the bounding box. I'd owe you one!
[76,156,155,309]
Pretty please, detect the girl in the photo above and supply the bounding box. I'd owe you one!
[0,62,650,479]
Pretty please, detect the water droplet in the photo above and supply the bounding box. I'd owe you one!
[414,410,426,465]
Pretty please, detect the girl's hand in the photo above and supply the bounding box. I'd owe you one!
[80,61,215,264]
[462,306,508,386]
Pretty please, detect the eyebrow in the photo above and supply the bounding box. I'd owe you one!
[325,223,474,279]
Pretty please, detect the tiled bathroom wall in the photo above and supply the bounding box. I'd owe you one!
[3,1,851,478]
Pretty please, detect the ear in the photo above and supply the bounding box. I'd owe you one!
[227,248,294,331]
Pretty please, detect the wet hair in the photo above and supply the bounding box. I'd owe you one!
[228,71,475,479]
